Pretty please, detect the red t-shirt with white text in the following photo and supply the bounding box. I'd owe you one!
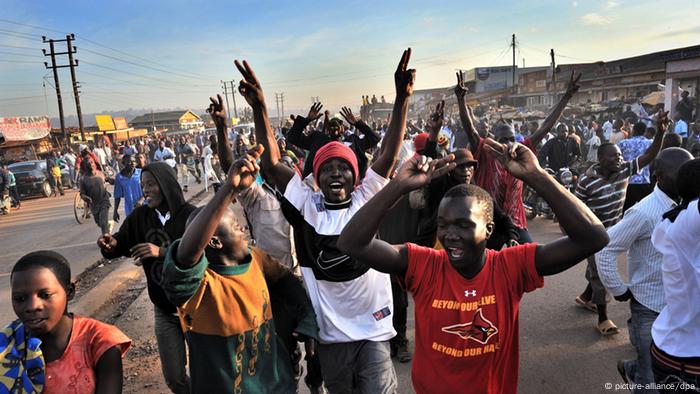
[405,243,543,394]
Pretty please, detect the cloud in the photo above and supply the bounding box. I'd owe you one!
[572,1,578,6]
[605,1,619,9]
[653,25,700,39]
[529,27,539,33]
[422,16,434,25]
[459,26,479,33]
[581,13,612,25]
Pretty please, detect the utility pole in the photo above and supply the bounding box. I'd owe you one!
[228,80,238,119]
[42,37,67,143]
[221,80,232,119]
[221,80,238,119]
[279,92,285,118]
[274,93,281,119]
[550,49,557,104]
[65,34,85,141]
[511,33,516,88]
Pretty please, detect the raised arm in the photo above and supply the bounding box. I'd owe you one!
[286,102,323,150]
[175,148,262,268]
[530,72,581,147]
[340,106,381,148]
[637,111,668,169]
[234,60,295,192]
[454,72,480,154]
[208,94,235,173]
[337,155,455,275]
[371,48,414,177]
[483,139,608,276]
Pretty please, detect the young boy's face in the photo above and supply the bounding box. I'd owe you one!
[318,158,354,203]
[437,196,493,271]
[141,171,164,209]
[213,210,249,256]
[11,267,69,335]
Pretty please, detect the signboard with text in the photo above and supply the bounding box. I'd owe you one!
[0,116,51,143]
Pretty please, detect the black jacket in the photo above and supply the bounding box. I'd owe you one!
[101,162,196,313]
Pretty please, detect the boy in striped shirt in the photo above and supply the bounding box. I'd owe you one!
[573,112,667,336]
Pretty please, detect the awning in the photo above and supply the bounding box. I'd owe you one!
[0,116,51,143]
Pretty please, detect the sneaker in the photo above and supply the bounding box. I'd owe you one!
[617,360,634,385]
[397,341,412,363]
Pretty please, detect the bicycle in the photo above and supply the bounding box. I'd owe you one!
[74,193,91,224]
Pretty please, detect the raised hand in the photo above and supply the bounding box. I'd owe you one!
[227,145,263,192]
[482,138,543,180]
[428,100,445,134]
[306,102,324,122]
[656,110,670,133]
[394,48,416,98]
[340,106,359,126]
[392,154,455,193]
[565,71,582,97]
[207,94,227,129]
[234,60,265,108]
[454,71,468,100]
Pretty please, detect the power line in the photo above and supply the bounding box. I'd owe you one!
[0,44,38,50]
[78,47,212,82]
[0,59,42,64]
[0,18,219,80]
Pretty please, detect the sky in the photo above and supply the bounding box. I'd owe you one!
[1,0,699,122]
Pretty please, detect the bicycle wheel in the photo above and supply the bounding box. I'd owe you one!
[74,193,87,224]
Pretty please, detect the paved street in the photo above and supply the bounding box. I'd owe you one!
[1,190,635,393]
[367,216,634,394]
[0,181,209,327]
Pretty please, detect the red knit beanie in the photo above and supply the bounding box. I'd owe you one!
[414,133,429,153]
[313,141,359,186]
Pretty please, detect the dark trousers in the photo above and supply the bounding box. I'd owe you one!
[651,343,700,393]
[9,186,20,207]
[390,276,408,348]
[623,183,653,214]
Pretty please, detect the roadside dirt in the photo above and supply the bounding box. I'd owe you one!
[73,257,125,300]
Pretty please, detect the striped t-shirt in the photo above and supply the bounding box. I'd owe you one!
[574,159,640,228]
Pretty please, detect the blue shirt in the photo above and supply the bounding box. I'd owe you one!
[618,136,651,184]
[113,168,142,215]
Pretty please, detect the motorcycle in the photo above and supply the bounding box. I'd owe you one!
[523,168,556,220]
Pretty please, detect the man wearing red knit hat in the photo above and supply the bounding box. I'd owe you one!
[234,49,415,393]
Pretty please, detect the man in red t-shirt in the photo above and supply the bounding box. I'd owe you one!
[338,138,609,394]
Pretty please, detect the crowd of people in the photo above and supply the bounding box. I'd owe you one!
[3,47,700,394]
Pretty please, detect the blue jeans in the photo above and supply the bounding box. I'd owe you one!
[625,299,660,392]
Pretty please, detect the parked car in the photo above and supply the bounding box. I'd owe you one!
[8,160,71,198]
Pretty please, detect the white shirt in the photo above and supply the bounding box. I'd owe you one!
[596,186,676,312]
[674,120,688,137]
[586,135,601,162]
[651,199,700,357]
[154,147,175,162]
[63,153,77,167]
[283,168,395,343]
[93,147,107,166]
[603,121,613,140]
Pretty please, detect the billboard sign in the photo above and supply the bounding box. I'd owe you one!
[0,116,51,142]
[95,115,116,131]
